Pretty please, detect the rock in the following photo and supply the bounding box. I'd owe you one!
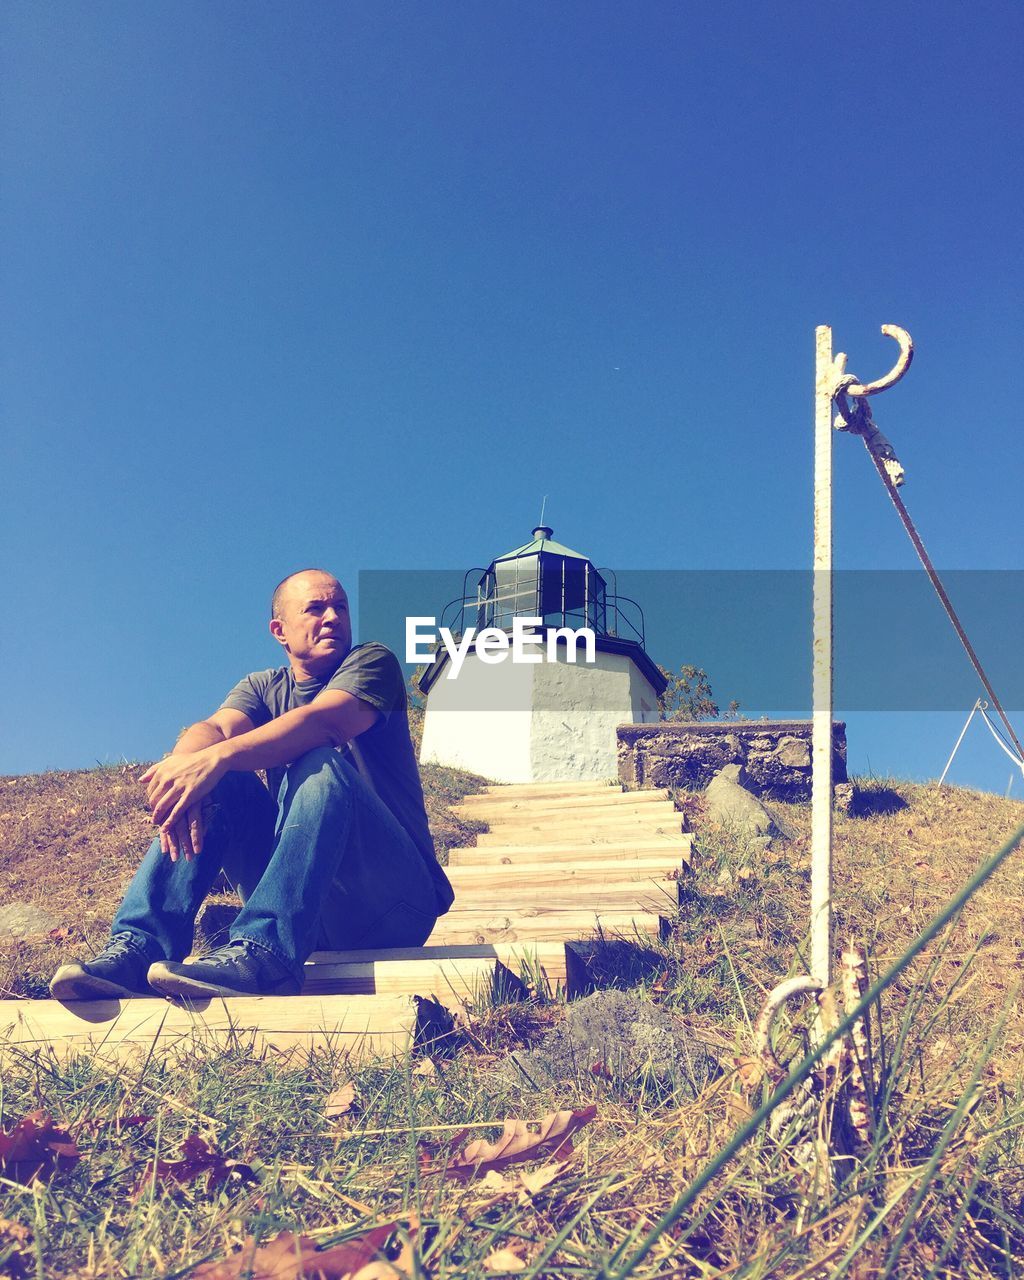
[704,764,780,846]
[0,902,59,938]
[501,988,719,1100]
[195,900,241,949]
[771,735,811,769]
[617,721,848,801]
[833,782,855,815]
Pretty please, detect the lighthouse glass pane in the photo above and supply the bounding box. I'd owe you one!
[475,571,495,630]
[492,558,539,629]
[539,555,588,627]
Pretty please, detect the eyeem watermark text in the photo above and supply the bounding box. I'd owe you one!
[406,617,597,678]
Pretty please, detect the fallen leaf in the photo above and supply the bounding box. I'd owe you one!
[191,1219,413,1279]
[732,1055,765,1090]
[485,1246,526,1272]
[0,1112,80,1185]
[412,1057,437,1077]
[420,1106,597,1182]
[517,1160,569,1197]
[47,927,71,942]
[138,1134,256,1196]
[726,1093,754,1124]
[325,1082,357,1119]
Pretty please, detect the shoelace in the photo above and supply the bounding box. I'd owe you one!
[103,932,146,961]
[195,939,251,965]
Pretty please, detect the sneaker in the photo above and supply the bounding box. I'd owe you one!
[147,939,302,1000]
[49,932,154,1001]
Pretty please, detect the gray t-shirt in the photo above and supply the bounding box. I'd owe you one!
[218,641,453,914]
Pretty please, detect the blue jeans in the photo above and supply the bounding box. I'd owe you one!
[112,747,441,985]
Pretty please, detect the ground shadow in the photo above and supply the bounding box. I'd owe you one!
[851,786,909,817]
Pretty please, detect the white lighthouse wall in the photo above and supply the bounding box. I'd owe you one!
[629,662,662,724]
[529,649,645,782]
[418,652,535,782]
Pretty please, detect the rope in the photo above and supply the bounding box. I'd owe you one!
[833,380,1024,769]
[978,703,1024,774]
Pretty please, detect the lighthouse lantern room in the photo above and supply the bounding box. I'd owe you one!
[417,526,667,782]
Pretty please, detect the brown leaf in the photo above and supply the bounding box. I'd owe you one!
[47,926,71,942]
[420,1106,597,1182]
[516,1161,568,1197]
[484,1247,526,1272]
[0,1112,80,1185]
[732,1055,765,1090]
[139,1134,256,1196]
[325,1082,357,1119]
[191,1220,412,1279]
[411,1057,437,1077]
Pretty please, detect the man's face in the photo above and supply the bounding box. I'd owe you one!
[270,572,352,672]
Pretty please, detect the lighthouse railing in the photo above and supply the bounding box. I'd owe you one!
[436,587,647,650]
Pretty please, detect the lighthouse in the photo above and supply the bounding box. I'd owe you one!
[417,526,667,783]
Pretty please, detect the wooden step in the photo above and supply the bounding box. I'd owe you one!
[477,781,618,797]
[425,909,668,946]
[0,994,419,1065]
[455,800,679,824]
[447,835,692,865]
[305,940,569,972]
[474,818,685,846]
[446,858,685,891]
[456,790,670,813]
[299,943,582,1000]
[447,879,681,912]
[300,954,525,1001]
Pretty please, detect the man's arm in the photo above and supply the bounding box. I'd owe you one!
[172,709,255,756]
[160,709,256,861]
[141,691,379,834]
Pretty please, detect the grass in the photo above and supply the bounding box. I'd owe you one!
[2,768,1024,1275]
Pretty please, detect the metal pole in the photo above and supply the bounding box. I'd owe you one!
[937,698,984,789]
[812,326,835,989]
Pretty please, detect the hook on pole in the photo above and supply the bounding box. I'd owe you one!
[835,325,914,397]
[755,975,825,1077]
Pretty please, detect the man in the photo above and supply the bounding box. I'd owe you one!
[50,569,453,1001]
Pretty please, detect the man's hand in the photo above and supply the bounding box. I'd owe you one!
[141,748,227,839]
[159,803,207,863]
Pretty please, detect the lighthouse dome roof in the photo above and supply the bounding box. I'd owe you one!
[492,525,589,564]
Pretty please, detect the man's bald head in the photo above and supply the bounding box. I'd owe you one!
[271,568,341,620]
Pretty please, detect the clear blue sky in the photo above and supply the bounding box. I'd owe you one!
[3,2,1021,792]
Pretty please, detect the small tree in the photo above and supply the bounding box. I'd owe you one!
[658,663,740,722]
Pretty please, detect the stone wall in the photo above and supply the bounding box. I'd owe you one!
[617,720,847,800]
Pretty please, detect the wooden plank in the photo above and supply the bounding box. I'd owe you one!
[455,801,679,824]
[446,881,681,912]
[474,819,685,846]
[299,955,524,1001]
[305,942,569,991]
[0,994,417,1064]
[446,858,685,891]
[425,909,667,946]
[447,835,692,866]
[477,781,617,797]
[455,791,671,814]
